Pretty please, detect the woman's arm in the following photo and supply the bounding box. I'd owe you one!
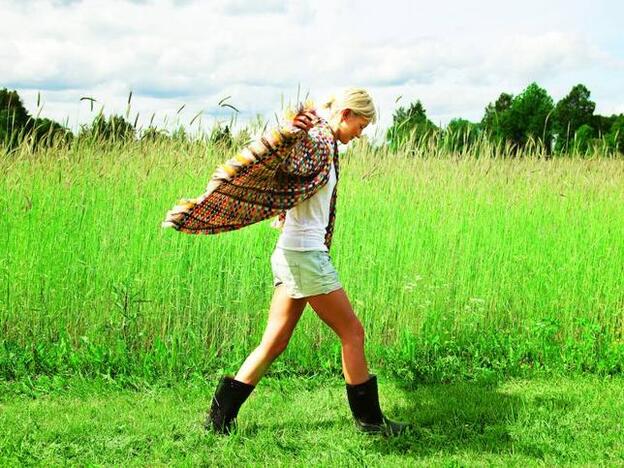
[292,110,318,132]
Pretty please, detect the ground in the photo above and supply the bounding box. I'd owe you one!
[1,375,622,466]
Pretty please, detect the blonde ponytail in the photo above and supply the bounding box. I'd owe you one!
[321,87,377,124]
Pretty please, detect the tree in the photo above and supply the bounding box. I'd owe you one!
[1,88,72,149]
[607,115,624,154]
[209,123,233,148]
[506,83,555,153]
[481,92,513,144]
[572,124,595,155]
[480,84,555,154]
[171,125,188,143]
[29,117,73,147]
[1,88,31,147]
[445,118,480,152]
[592,114,619,138]
[78,113,136,143]
[553,84,596,153]
[386,100,437,151]
[141,126,170,143]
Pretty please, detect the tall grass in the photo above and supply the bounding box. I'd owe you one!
[1,130,623,384]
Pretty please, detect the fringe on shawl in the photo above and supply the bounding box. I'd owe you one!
[162,101,317,232]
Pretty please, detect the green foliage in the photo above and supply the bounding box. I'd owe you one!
[2,144,623,382]
[553,84,596,153]
[28,117,73,148]
[231,127,253,150]
[571,124,595,155]
[1,375,623,465]
[78,113,136,144]
[606,115,624,153]
[140,126,170,143]
[0,89,30,137]
[481,92,513,144]
[171,125,189,143]
[2,85,621,158]
[592,113,619,138]
[507,83,555,153]
[481,84,555,154]
[0,88,72,150]
[444,118,480,152]
[386,100,438,152]
[208,123,233,148]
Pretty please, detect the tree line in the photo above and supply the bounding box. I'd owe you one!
[0,88,239,150]
[387,82,624,155]
[2,84,623,156]
[0,89,73,149]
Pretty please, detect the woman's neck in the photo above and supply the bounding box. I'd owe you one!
[328,118,340,142]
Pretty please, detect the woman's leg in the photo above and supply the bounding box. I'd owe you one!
[234,284,307,386]
[306,288,369,385]
[307,288,411,435]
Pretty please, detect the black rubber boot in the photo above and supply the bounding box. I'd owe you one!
[205,375,255,435]
[346,374,411,436]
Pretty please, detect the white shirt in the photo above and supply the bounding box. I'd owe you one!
[276,162,336,251]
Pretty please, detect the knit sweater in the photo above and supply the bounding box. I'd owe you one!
[162,115,341,251]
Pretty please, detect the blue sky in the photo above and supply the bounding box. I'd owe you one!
[2,0,622,138]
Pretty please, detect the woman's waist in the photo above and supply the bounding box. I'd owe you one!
[276,231,328,252]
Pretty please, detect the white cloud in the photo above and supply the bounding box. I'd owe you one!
[1,0,622,137]
[485,32,606,82]
[216,0,288,16]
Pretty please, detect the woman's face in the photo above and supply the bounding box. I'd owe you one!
[336,110,370,144]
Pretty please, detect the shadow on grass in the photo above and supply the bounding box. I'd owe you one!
[241,380,556,461]
[368,381,531,459]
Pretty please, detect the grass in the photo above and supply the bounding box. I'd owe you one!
[1,138,624,381]
[1,125,623,465]
[1,374,623,465]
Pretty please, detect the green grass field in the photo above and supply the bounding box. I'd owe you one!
[1,140,623,381]
[1,375,623,465]
[1,138,624,464]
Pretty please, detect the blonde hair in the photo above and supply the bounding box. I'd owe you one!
[321,87,377,124]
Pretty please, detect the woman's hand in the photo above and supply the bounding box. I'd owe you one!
[292,110,318,132]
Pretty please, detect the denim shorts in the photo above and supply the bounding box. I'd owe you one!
[270,247,342,299]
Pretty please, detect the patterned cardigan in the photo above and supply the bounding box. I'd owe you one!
[162,116,341,251]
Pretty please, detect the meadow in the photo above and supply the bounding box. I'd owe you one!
[1,131,623,464]
[1,374,623,465]
[1,134,622,383]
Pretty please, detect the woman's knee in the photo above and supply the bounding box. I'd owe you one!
[259,336,290,359]
[341,321,365,346]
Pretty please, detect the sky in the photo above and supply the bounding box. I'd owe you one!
[2,0,623,139]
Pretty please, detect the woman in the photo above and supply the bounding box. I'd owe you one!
[163,88,410,437]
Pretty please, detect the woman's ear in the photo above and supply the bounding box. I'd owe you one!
[341,108,351,122]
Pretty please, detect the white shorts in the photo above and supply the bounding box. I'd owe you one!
[270,247,342,299]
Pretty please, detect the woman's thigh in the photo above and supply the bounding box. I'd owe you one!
[259,284,307,347]
[306,288,365,342]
